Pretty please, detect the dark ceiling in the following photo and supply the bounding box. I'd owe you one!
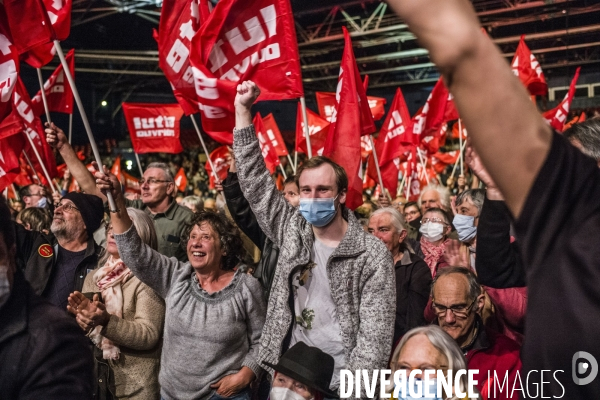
[18,0,600,146]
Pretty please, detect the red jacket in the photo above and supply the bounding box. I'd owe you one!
[466,326,522,400]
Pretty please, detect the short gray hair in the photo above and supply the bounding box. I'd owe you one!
[431,266,481,303]
[419,184,451,210]
[564,118,600,161]
[389,325,470,399]
[181,196,204,212]
[369,207,407,232]
[455,189,485,216]
[145,162,175,182]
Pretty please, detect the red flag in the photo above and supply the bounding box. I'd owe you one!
[205,145,232,188]
[322,27,376,209]
[13,78,58,179]
[123,103,185,154]
[0,129,24,192]
[316,91,387,122]
[122,171,141,194]
[31,48,74,116]
[156,0,207,116]
[175,167,188,192]
[253,112,281,174]
[511,35,547,96]
[261,113,288,156]
[295,103,329,156]
[431,150,460,173]
[360,135,372,162]
[411,78,454,155]
[110,154,123,183]
[543,67,580,132]
[0,6,19,125]
[189,0,303,141]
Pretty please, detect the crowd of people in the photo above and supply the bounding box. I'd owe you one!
[2,1,600,399]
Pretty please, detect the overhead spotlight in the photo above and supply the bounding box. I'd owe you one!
[101,100,108,107]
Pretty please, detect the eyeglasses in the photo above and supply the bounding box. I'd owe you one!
[138,178,172,185]
[432,298,477,317]
[56,202,80,213]
[105,223,113,232]
[421,217,448,225]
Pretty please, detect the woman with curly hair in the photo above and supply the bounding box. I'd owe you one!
[94,165,266,400]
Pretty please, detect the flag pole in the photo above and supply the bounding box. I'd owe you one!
[278,164,287,180]
[36,68,52,124]
[286,154,296,174]
[458,119,464,176]
[11,184,20,200]
[54,41,118,211]
[68,113,73,144]
[405,175,412,199]
[22,133,59,194]
[398,173,406,197]
[134,152,144,176]
[299,97,312,158]
[369,136,391,201]
[417,148,430,185]
[449,139,467,182]
[189,114,218,180]
[294,151,298,172]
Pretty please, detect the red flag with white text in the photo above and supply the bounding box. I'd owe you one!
[156,0,208,116]
[31,48,74,116]
[0,6,19,125]
[189,0,303,141]
[262,113,288,156]
[543,67,580,132]
[0,125,25,192]
[315,91,387,122]
[431,150,460,173]
[511,35,547,96]
[295,103,329,156]
[411,78,454,155]
[322,27,376,209]
[175,167,188,192]
[205,145,232,188]
[123,103,184,154]
[253,112,281,174]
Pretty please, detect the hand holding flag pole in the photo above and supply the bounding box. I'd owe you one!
[54,40,117,212]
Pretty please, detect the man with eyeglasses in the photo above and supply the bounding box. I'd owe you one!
[431,267,521,399]
[46,123,192,261]
[19,184,50,209]
[16,192,104,311]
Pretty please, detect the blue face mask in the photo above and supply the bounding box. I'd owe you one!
[453,214,477,242]
[299,195,339,227]
[37,197,48,208]
[393,377,445,400]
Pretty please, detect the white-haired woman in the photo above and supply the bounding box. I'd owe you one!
[387,325,478,400]
[67,208,165,400]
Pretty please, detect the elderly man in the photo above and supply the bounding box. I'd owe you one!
[16,192,104,309]
[564,119,600,166]
[368,207,431,344]
[418,184,451,213]
[233,81,395,397]
[0,197,94,399]
[46,123,192,261]
[19,184,48,209]
[431,267,521,399]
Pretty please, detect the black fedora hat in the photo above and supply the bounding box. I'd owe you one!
[263,342,339,398]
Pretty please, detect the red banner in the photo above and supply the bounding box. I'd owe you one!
[262,113,288,156]
[189,0,303,141]
[0,6,19,125]
[431,150,460,173]
[110,154,123,183]
[543,67,580,132]
[511,35,547,96]
[411,78,454,155]
[295,103,329,156]
[205,145,232,188]
[253,112,280,174]
[123,103,184,154]
[0,129,24,192]
[315,91,387,122]
[175,167,188,192]
[122,171,141,194]
[322,27,375,209]
[156,0,208,116]
[31,48,74,116]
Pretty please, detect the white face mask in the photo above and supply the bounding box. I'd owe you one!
[37,197,48,208]
[270,387,312,400]
[419,222,445,242]
[0,264,11,309]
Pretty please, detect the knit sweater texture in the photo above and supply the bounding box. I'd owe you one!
[82,270,165,399]
[114,226,266,400]
[233,124,396,399]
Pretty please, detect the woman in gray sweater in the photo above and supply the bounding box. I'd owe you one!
[94,168,266,400]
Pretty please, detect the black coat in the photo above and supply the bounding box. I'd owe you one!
[223,172,278,300]
[0,271,94,399]
[393,249,432,345]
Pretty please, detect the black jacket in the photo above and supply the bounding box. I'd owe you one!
[0,270,94,399]
[476,198,526,288]
[15,222,104,297]
[222,172,278,300]
[393,249,432,345]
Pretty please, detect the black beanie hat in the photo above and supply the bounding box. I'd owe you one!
[61,192,104,237]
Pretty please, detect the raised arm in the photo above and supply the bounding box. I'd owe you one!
[386,0,552,217]
[45,123,106,201]
[232,81,296,247]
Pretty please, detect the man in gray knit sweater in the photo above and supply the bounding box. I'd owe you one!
[233,81,396,398]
